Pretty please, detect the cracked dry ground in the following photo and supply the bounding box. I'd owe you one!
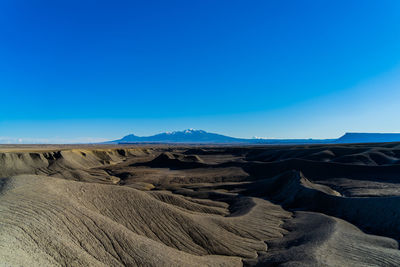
[1,143,400,266]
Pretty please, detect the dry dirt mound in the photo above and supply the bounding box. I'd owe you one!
[2,144,400,266]
[245,211,400,266]
[0,148,151,183]
[137,152,206,169]
[0,174,289,266]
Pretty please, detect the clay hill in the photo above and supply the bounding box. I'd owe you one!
[1,143,400,266]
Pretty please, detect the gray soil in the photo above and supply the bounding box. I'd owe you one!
[1,143,400,266]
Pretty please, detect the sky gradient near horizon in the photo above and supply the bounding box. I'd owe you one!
[1,0,400,143]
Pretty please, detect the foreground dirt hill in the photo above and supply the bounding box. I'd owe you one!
[1,143,400,266]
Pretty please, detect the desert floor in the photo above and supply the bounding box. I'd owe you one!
[1,143,400,266]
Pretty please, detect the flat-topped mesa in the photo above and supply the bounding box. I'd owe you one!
[336,132,400,143]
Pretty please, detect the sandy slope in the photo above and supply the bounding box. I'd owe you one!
[1,144,400,266]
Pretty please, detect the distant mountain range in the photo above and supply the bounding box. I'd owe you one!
[107,129,400,144]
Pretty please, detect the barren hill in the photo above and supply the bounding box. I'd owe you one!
[1,143,400,266]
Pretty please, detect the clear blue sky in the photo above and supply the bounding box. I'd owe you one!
[1,0,400,143]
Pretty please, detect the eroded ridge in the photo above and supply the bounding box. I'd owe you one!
[1,143,400,266]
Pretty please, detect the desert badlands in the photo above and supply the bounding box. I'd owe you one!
[1,143,400,266]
